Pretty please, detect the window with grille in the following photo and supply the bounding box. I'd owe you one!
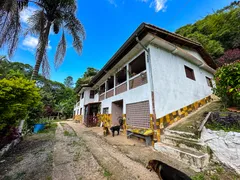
[206,77,213,87]
[184,66,195,80]
[99,83,105,94]
[90,90,95,99]
[103,108,109,114]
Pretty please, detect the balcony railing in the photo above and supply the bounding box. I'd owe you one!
[115,82,127,95]
[106,89,114,99]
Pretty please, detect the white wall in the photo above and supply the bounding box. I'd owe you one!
[83,88,95,105]
[149,44,213,119]
[101,83,151,114]
[181,46,204,62]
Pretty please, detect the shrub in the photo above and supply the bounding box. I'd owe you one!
[214,60,240,107]
[0,76,41,137]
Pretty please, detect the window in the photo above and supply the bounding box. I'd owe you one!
[90,90,95,99]
[80,108,82,115]
[116,66,127,85]
[184,66,195,80]
[99,83,105,94]
[129,52,146,77]
[81,92,84,99]
[206,77,213,87]
[103,107,109,114]
[107,76,114,90]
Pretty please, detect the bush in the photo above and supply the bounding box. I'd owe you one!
[0,76,41,137]
[214,60,240,107]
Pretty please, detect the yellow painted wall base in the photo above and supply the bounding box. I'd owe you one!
[158,96,212,135]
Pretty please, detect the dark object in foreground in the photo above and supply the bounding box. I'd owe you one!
[147,160,191,180]
[110,126,120,137]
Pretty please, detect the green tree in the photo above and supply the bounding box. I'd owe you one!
[0,0,85,79]
[64,76,74,88]
[187,32,224,59]
[0,56,76,120]
[176,2,240,61]
[214,60,240,107]
[0,76,41,136]
[75,67,99,92]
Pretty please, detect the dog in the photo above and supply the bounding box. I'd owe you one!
[110,125,120,137]
[147,160,191,180]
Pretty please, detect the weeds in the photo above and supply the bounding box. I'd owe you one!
[191,173,205,180]
[103,170,112,177]
[39,123,58,134]
[64,130,76,137]
[16,156,24,162]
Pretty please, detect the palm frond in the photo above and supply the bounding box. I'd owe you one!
[42,52,50,78]
[64,13,85,54]
[25,10,46,36]
[0,0,21,57]
[33,21,51,79]
[55,31,66,69]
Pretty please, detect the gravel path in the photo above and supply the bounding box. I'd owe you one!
[52,123,106,180]
[0,131,55,180]
[67,122,159,180]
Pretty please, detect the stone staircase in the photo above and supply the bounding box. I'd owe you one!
[154,129,210,172]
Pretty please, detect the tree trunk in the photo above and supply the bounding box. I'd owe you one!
[31,21,51,80]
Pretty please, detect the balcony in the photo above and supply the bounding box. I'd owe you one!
[115,82,127,95]
[97,52,148,101]
[129,71,147,90]
[106,89,114,98]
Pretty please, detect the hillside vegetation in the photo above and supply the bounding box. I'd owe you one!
[176,1,240,66]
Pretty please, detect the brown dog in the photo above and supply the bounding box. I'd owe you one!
[147,160,191,180]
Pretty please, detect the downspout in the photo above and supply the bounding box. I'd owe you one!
[136,37,158,141]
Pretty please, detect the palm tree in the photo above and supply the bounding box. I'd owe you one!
[0,0,85,79]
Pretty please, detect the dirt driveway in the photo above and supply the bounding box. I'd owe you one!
[0,124,56,180]
[0,121,194,180]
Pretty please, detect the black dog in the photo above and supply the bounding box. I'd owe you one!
[110,125,120,137]
[147,160,191,180]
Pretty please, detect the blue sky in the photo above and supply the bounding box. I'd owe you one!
[0,0,233,84]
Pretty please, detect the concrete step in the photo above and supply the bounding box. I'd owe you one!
[164,129,197,139]
[154,142,209,171]
[161,135,208,153]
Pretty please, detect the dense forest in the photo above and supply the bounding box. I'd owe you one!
[0,56,76,121]
[176,1,240,66]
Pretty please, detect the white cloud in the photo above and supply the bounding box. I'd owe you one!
[108,0,117,7]
[20,7,36,24]
[150,0,167,12]
[107,0,167,12]
[23,35,38,49]
[138,0,167,12]
[22,35,52,51]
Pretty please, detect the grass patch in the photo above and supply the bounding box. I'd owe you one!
[38,123,58,134]
[103,170,112,177]
[171,101,222,136]
[205,112,240,133]
[191,165,240,180]
[206,122,240,132]
[63,130,76,137]
[191,173,205,180]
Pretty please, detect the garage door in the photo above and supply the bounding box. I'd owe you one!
[126,101,150,128]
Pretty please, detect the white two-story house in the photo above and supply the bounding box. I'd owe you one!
[74,23,216,140]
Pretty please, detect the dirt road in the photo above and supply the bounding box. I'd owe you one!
[53,122,159,180]
[0,121,193,180]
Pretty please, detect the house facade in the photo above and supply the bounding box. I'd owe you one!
[73,23,216,140]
